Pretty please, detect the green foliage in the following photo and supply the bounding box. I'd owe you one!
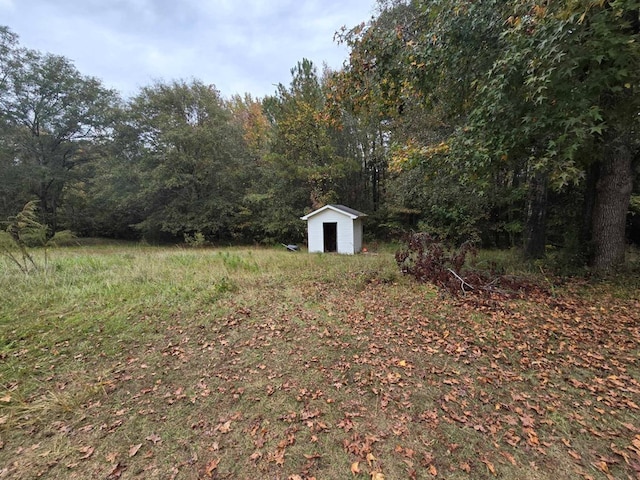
[218,251,260,272]
[101,80,253,242]
[212,276,237,296]
[0,32,119,231]
[268,60,345,209]
[336,0,640,270]
[630,194,640,220]
[2,5,638,273]
[46,230,78,247]
[242,59,367,243]
[465,0,639,269]
[464,0,638,188]
[183,231,210,248]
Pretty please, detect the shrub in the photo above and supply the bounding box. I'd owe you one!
[396,232,548,298]
[48,230,79,247]
[184,232,210,247]
[395,232,476,295]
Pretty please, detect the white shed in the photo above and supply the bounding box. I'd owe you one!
[300,204,367,254]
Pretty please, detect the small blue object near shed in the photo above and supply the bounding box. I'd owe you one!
[300,204,367,254]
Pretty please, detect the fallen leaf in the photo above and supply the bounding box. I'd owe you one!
[351,461,361,475]
[525,428,539,446]
[482,459,496,475]
[249,451,262,462]
[205,458,220,476]
[594,461,609,474]
[78,446,94,460]
[106,463,126,479]
[610,443,629,463]
[146,434,162,445]
[366,452,377,466]
[428,464,438,476]
[218,420,232,434]
[568,450,581,461]
[274,448,285,466]
[303,453,322,460]
[128,443,142,458]
[459,462,471,472]
[520,414,535,428]
[370,472,385,480]
[105,451,118,463]
[500,451,517,465]
[0,394,11,403]
[422,452,434,466]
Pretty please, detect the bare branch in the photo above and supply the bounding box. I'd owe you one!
[447,268,474,292]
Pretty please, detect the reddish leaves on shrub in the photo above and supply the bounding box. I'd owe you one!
[396,232,543,297]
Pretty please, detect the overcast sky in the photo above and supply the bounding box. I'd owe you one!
[1,0,376,99]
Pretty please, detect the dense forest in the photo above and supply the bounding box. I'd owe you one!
[0,0,639,272]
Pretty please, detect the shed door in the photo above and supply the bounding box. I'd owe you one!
[323,222,337,252]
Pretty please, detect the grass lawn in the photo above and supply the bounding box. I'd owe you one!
[1,245,639,479]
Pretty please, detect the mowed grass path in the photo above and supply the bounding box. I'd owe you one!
[0,245,639,479]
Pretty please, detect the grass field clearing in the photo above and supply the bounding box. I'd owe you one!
[1,245,639,479]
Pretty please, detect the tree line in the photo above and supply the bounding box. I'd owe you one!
[1,0,639,272]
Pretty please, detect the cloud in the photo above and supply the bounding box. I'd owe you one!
[1,0,375,99]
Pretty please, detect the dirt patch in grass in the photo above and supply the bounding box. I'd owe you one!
[1,247,639,479]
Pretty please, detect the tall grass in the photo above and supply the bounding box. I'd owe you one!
[0,246,401,387]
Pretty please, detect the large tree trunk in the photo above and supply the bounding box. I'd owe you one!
[524,169,548,259]
[590,136,633,272]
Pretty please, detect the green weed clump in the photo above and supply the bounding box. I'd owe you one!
[183,231,209,247]
[218,251,260,272]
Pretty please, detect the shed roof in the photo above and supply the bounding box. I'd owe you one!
[300,204,367,221]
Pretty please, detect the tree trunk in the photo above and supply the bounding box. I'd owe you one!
[524,169,548,259]
[590,136,633,272]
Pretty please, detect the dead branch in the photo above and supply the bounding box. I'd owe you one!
[447,268,474,292]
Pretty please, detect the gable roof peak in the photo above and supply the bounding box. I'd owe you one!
[300,204,367,220]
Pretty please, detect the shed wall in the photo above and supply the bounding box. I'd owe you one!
[353,218,363,253]
[306,216,324,253]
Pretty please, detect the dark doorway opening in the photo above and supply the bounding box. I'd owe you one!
[323,222,337,252]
